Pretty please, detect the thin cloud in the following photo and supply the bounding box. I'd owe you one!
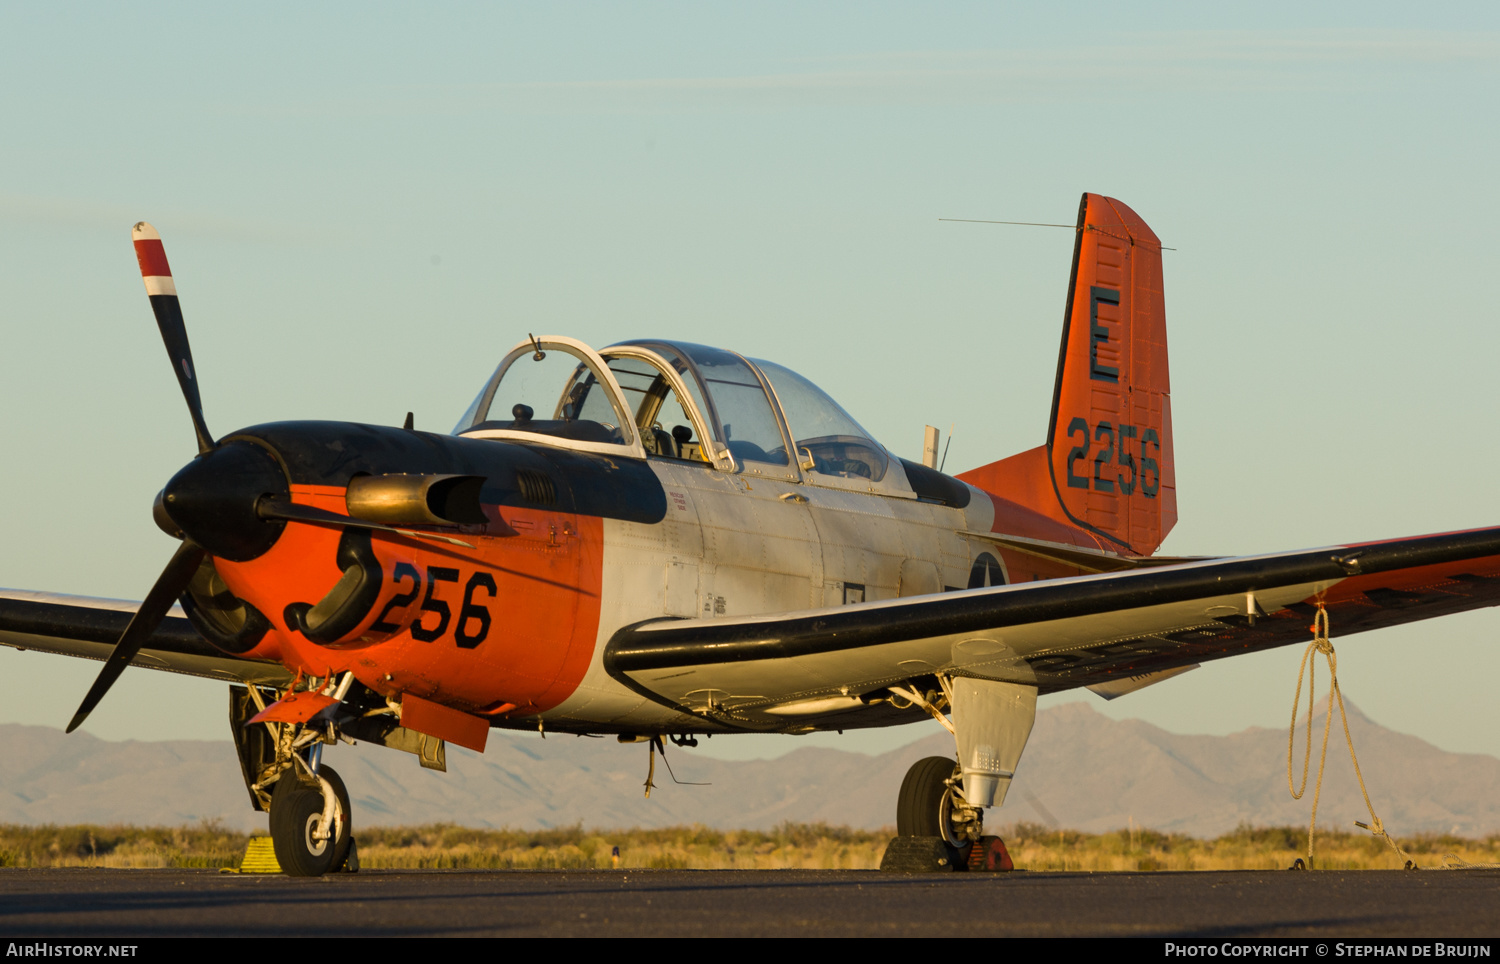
[222,29,1500,117]
[0,193,336,244]
[463,29,1500,105]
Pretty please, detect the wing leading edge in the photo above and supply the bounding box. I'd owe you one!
[604,526,1500,731]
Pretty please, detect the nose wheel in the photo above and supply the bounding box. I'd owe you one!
[269,764,353,876]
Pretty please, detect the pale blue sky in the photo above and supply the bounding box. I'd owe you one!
[3,4,1499,768]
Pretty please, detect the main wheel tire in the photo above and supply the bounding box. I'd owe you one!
[897,756,958,838]
[269,771,340,877]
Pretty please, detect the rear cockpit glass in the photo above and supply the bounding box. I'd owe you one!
[454,345,633,446]
[754,359,890,482]
[605,355,710,462]
[627,344,719,446]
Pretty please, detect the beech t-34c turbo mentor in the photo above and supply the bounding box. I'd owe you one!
[3,193,1498,875]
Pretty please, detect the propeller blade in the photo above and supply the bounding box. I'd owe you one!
[132,222,214,455]
[66,540,207,733]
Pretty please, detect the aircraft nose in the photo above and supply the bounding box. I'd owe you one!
[158,441,290,561]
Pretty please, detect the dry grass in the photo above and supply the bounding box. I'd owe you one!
[2,821,1497,872]
[996,822,1500,872]
[0,823,248,869]
[0,822,888,871]
[354,824,888,870]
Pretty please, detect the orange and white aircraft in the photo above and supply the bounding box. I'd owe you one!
[3,193,1498,875]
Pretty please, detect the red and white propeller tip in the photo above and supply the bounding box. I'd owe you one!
[132,221,177,297]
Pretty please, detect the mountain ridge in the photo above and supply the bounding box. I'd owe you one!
[4,700,1496,837]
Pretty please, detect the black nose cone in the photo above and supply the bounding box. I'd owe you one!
[161,441,289,561]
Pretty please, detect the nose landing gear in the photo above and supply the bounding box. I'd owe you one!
[233,681,359,877]
[270,763,353,877]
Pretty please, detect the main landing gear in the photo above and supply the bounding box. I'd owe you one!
[881,675,1039,873]
[897,756,983,846]
[885,755,1015,872]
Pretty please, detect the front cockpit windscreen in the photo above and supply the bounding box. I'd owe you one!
[753,359,890,482]
[454,345,633,446]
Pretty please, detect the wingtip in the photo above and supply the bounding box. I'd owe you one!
[131,221,160,241]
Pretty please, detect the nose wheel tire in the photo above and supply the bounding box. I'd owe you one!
[269,764,352,877]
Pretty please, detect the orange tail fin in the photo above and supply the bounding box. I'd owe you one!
[958,193,1177,555]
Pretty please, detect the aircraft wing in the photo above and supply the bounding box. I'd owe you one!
[604,526,1500,731]
[0,589,292,688]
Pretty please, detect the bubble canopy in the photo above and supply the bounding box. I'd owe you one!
[455,336,894,484]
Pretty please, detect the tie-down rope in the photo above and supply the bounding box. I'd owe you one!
[1288,605,1500,871]
[1287,604,1410,869]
